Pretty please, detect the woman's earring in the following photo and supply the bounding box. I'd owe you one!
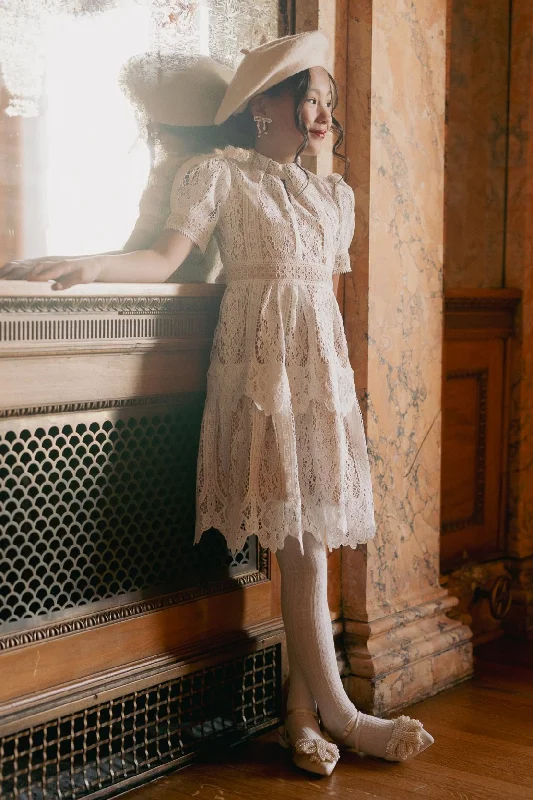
[254,115,272,136]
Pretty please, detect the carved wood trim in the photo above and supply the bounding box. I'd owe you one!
[0,294,223,356]
[444,293,521,311]
[0,314,217,344]
[0,550,271,652]
[1,620,286,731]
[0,393,201,418]
[0,295,222,315]
[444,289,521,339]
[441,368,488,533]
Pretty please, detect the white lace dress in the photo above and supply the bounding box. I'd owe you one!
[165,145,376,555]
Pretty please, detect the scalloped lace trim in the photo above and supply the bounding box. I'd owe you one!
[195,397,376,556]
[195,497,377,556]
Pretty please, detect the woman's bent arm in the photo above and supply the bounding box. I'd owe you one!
[0,230,195,289]
[96,230,195,284]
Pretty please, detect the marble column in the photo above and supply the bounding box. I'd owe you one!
[504,0,533,637]
[341,0,473,713]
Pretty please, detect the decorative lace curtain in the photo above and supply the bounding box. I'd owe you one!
[0,0,279,117]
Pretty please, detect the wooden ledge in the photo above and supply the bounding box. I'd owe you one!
[0,280,227,299]
[444,288,521,339]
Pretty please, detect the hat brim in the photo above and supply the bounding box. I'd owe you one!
[214,31,330,125]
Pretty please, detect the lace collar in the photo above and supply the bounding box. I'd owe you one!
[217,145,308,194]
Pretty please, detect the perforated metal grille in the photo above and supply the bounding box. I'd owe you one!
[0,643,281,800]
[0,397,256,629]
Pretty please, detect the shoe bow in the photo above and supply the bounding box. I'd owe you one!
[385,716,425,761]
[294,737,340,763]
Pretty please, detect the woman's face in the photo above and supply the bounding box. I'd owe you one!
[252,66,333,157]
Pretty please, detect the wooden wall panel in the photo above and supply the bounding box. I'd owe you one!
[441,338,505,565]
[441,289,520,571]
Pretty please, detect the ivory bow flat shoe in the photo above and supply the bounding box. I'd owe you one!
[277,707,340,776]
[327,712,434,762]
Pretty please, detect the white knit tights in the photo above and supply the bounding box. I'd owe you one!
[275,531,404,757]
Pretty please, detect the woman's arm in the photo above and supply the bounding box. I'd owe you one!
[1,155,228,288]
[122,229,156,253]
[0,230,195,289]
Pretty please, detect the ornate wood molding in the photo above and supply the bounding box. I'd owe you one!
[444,288,521,339]
[0,392,200,418]
[0,295,223,350]
[0,295,222,315]
[444,294,521,311]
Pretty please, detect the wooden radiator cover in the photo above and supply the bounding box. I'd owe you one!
[0,283,289,799]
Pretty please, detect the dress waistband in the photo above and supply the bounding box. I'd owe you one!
[225,261,333,284]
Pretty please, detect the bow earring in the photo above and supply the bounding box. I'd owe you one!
[254,115,272,136]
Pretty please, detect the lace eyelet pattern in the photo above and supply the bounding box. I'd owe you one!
[165,145,376,555]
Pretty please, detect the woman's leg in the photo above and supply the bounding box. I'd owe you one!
[276,531,433,760]
[282,631,325,745]
[285,638,316,711]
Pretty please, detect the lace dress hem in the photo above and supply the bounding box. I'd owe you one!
[195,396,376,557]
[194,503,377,556]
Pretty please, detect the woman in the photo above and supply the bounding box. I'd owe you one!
[0,32,434,776]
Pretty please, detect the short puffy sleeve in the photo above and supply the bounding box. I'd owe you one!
[328,175,355,275]
[164,155,231,253]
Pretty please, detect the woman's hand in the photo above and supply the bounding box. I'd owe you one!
[0,256,68,280]
[0,256,104,289]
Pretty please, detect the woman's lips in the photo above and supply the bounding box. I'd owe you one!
[310,130,327,140]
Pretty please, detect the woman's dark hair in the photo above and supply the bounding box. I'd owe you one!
[220,68,348,182]
[150,122,229,154]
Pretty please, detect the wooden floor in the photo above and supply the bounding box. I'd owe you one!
[125,636,533,800]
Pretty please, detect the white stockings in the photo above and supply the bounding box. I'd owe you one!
[275,532,434,761]
[276,532,358,738]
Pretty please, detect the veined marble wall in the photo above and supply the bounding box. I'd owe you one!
[341,0,472,711]
[445,0,510,289]
[346,0,446,616]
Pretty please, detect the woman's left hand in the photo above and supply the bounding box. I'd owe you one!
[0,256,104,289]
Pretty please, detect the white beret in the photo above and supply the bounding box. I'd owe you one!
[120,53,234,127]
[214,31,330,125]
